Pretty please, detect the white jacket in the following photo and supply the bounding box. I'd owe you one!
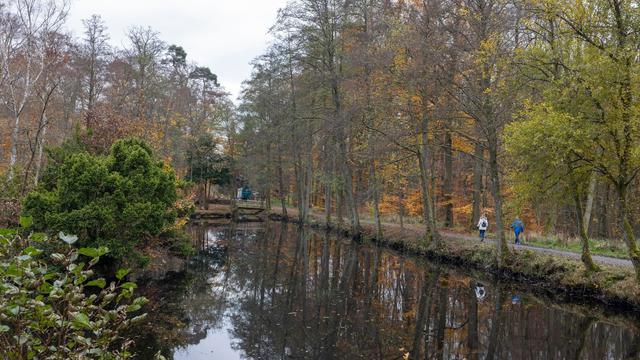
[478,217,488,230]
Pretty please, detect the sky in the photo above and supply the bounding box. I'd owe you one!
[65,0,290,103]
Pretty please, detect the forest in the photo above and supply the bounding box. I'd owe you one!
[0,0,236,212]
[2,0,640,357]
[1,0,640,273]
[237,0,640,276]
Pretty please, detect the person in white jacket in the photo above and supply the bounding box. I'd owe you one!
[477,214,488,242]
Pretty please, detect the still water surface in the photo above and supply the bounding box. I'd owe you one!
[131,222,640,359]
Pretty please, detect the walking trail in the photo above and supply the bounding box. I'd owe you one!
[272,207,632,268]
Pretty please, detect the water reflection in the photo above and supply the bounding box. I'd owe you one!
[132,222,640,359]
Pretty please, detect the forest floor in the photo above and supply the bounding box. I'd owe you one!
[271,206,632,267]
[269,206,640,311]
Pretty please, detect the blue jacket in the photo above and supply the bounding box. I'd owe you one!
[511,219,524,232]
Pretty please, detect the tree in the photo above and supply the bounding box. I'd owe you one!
[80,14,110,111]
[23,138,178,263]
[0,0,69,180]
[505,104,598,270]
[186,134,232,209]
[523,0,640,279]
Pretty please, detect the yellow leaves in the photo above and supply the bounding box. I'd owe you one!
[411,95,422,108]
[453,135,474,154]
[393,51,408,71]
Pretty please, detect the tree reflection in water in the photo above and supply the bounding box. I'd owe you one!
[131,222,640,359]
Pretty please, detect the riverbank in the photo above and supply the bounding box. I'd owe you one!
[269,208,640,312]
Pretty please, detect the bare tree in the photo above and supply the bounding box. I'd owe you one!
[0,0,68,180]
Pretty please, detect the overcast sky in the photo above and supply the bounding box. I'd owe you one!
[65,0,289,103]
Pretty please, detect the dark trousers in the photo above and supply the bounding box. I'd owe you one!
[514,230,522,243]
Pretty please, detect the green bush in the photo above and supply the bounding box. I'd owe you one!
[0,229,147,359]
[23,138,178,263]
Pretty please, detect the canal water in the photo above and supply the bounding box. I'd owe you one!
[131,222,640,359]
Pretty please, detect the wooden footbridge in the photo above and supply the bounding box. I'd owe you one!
[191,200,267,222]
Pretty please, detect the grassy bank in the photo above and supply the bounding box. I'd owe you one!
[269,211,640,313]
[523,235,629,259]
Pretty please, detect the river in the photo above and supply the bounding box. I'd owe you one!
[130,222,640,359]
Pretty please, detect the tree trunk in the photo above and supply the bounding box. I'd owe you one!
[34,121,47,186]
[277,154,287,217]
[341,139,360,235]
[419,111,440,244]
[369,150,382,239]
[398,179,405,231]
[443,128,454,227]
[583,172,597,236]
[572,183,598,271]
[471,141,484,229]
[488,141,508,265]
[204,180,210,210]
[324,145,333,227]
[8,113,22,181]
[616,184,640,279]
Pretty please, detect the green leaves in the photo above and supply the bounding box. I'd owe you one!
[22,138,178,264]
[22,246,42,256]
[120,282,137,290]
[116,268,130,280]
[19,215,32,228]
[86,278,106,289]
[0,231,147,358]
[0,228,17,237]
[71,312,91,330]
[77,246,109,259]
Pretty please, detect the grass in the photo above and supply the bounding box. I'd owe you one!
[522,234,629,259]
[448,227,630,260]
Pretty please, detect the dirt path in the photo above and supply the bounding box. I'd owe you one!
[272,207,633,268]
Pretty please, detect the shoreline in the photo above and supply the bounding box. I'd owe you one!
[268,212,640,314]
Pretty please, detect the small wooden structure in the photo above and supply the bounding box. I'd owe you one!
[191,200,266,222]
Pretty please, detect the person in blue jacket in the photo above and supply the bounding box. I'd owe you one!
[510,217,525,245]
